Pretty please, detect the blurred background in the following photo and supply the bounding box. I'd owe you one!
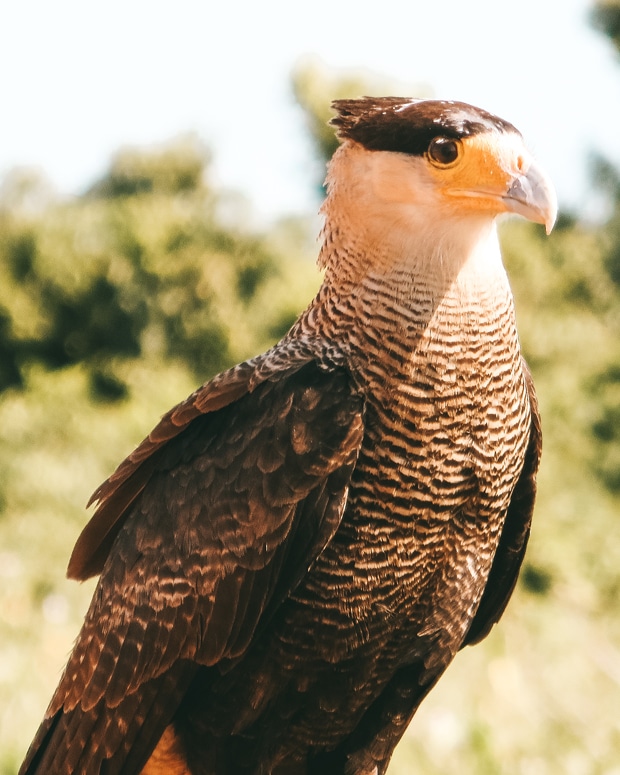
[1,1,620,772]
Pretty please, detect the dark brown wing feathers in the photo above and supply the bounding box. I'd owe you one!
[24,661,196,775]
[69,351,317,581]
[21,359,365,774]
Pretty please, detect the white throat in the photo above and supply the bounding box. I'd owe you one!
[319,143,509,304]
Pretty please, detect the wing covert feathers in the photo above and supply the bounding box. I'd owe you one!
[22,359,365,775]
[68,344,321,581]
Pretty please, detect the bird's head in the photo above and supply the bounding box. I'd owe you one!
[320,97,557,276]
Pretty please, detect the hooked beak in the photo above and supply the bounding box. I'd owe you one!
[503,159,557,235]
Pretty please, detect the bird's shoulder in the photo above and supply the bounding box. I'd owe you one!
[68,338,363,582]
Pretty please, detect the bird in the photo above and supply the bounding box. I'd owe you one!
[21,97,556,775]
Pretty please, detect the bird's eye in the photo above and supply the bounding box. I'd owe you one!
[428,137,461,167]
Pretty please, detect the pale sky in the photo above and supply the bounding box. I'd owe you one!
[1,0,618,221]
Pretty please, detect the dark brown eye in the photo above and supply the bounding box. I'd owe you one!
[428,137,460,167]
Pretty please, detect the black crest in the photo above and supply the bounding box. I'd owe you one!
[330,97,519,156]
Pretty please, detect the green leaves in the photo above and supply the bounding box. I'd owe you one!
[0,137,315,401]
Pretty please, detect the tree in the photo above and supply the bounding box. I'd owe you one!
[591,0,620,52]
[0,136,309,401]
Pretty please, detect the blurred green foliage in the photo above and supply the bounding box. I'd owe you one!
[3,49,620,775]
[584,2,620,501]
[0,135,316,402]
[592,0,620,52]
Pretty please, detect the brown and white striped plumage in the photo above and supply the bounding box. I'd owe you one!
[21,98,555,775]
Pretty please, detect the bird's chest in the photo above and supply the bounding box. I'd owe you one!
[358,294,529,493]
[299,304,530,657]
